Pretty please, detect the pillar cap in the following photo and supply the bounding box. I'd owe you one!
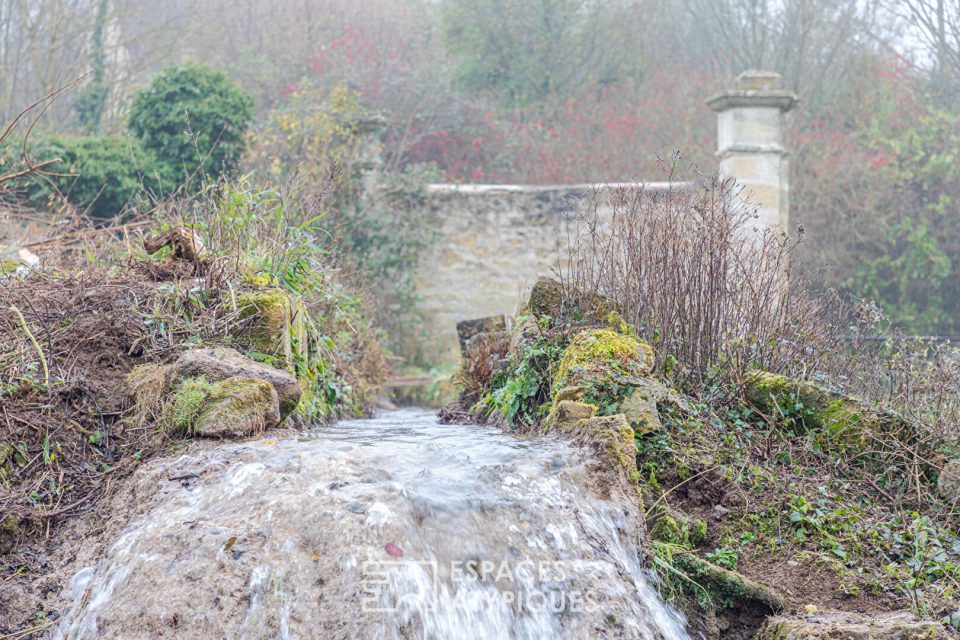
[707,70,798,112]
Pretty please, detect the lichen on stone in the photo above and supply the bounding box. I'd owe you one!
[552,328,654,397]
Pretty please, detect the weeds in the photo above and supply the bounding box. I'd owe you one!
[0,172,387,557]
[557,163,847,397]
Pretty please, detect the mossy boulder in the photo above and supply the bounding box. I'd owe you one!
[552,328,654,397]
[551,328,665,433]
[236,288,293,363]
[170,347,301,417]
[745,371,914,450]
[528,277,566,319]
[527,276,610,322]
[617,378,682,435]
[167,375,280,438]
[756,611,949,639]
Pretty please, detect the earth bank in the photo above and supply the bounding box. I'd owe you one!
[454,277,960,639]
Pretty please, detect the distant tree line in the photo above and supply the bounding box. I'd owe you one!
[1,0,959,334]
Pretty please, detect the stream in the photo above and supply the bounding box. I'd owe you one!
[53,409,690,639]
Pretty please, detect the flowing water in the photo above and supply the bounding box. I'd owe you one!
[54,409,689,639]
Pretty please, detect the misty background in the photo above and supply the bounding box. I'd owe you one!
[2,0,959,336]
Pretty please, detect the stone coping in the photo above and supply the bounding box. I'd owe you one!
[425,181,694,195]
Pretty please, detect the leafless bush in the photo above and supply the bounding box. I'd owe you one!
[558,174,848,395]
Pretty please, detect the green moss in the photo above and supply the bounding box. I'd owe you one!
[674,554,790,612]
[650,505,708,548]
[1,259,23,275]
[166,377,216,433]
[527,277,610,323]
[744,371,913,451]
[236,288,292,362]
[0,515,20,554]
[194,377,275,435]
[552,328,654,398]
[527,277,565,319]
[579,414,637,475]
[163,376,277,436]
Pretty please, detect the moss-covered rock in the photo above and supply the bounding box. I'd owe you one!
[674,554,790,612]
[167,375,280,438]
[554,385,584,402]
[756,611,949,639]
[527,276,612,323]
[570,414,639,493]
[745,371,914,450]
[617,378,683,435]
[170,347,302,417]
[552,328,654,397]
[543,400,597,432]
[528,277,566,319]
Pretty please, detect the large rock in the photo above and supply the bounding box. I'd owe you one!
[456,315,507,359]
[570,414,638,496]
[527,276,609,322]
[549,328,665,434]
[170,347,302,417]
[938,459,960,501]
[528,277,566,319]
[745,371,914,450]
[552,328,655,396]
[618,378,682,435]
[756,611,950,639]
[192,377,280,438]
[543,399,597,432]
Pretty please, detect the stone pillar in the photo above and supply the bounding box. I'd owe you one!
[707,70,797,231]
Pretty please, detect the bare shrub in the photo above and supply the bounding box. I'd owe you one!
[558,173,847,395]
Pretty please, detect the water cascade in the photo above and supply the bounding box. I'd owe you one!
[55,409,689,639]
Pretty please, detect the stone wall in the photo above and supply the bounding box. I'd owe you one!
[415,183,680,362]
[411,70,796,364]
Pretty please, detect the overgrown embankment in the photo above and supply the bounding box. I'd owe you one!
[454,176,960,640]
[457,276,960,638]
[0,180,388,635]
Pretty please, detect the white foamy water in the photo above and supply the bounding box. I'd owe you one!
[54,409,689,639]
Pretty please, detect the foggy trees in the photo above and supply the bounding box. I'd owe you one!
[2,0,960,333]
[440,0,645,109]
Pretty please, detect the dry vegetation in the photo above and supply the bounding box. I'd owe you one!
[0,175,388,585]
[464,172,960,633]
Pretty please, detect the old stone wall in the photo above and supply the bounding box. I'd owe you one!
[415,183,680,362]
[411,70,794,364]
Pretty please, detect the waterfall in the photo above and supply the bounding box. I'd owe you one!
[55,409,689,639]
